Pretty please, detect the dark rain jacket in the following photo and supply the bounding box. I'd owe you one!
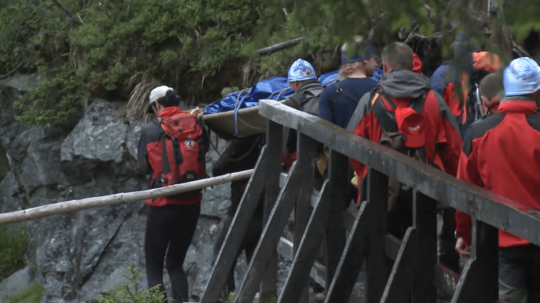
[282,80,324,156]
[347,70,463,202]
[455,97,540,247]
[212,136,264,216]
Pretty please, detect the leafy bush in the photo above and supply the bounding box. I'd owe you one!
[4,284,45,303]
[96,264,166,303]
[0,226,29,281]
[0,0,325,127]
[14,66,85,128]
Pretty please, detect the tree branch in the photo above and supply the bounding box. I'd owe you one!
[51,0,84,24]
[257,37,306,56]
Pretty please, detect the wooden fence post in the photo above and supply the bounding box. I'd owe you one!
[365,168,389,303]
[260,120,282,302]
[452,217,498,303]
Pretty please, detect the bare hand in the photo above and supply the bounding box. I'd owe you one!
[455,237,471,260]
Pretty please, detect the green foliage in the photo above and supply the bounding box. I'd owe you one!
[4,284,45,303]
[96,264,166,303]
[0,226,29,281]
[1,0,540,127]
[14,66,85,128]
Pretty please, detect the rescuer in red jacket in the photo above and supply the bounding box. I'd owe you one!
[455,58,540,302]
[137,86,209,302]
[347,42,463,271]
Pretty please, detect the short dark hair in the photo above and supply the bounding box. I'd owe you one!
[157,89,181,108]
[479,69,504,100]
[382,42,414,70]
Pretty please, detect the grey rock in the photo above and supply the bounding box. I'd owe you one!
[60,99,134,182]
[0,73,43,92]
[61,99,126,164]
[0,267,35,300]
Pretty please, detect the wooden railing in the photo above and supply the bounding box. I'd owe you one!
[201,100,540,303]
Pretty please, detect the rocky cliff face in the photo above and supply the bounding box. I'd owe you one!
[0,75,257,302]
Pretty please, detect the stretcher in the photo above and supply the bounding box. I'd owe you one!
[200,100,285,140]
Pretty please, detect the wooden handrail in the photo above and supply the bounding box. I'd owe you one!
[0,170,253,226]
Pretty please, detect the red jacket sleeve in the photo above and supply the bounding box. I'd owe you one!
[432,91,462,177]
[350,114,371,188]
[439,118,462,177]
[455,140,484,245]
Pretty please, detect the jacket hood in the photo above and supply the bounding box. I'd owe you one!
[378,69,431,99]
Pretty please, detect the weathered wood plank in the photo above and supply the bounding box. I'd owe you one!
[365,168,389,303]
[324,168,388,303]
[260,120,282,301]
[413,191,437,302]
[200,151,268,303]
[234,162,301,303]
[0,170,254,226]
[278,181,332,303]
[381,227,418,303]
[294,132,317,303]
[325,151,349,285]
[451,219,498,303]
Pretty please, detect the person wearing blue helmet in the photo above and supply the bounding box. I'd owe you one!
[318,36,378,130]
[282,59,324,160]
[455,57,540,303]
[284,58,323,116]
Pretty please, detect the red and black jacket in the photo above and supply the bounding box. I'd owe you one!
[137,107,207,206]
[455,97,540,247]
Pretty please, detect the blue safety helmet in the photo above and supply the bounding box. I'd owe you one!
[288,59,317,83]
[503,57,540,96]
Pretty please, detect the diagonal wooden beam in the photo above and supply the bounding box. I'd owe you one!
[200,149,269,303]
[380,227,418,303]
[451,219,498,303]
[278,180,332,303]
[324,168,388,303]
[234,162,301,303]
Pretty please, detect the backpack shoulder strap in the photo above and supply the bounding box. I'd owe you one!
[409,93,427,113]
[300,86,323,105]
[331,82,341,110]
[372,91,398,133]
[331,82,359,110]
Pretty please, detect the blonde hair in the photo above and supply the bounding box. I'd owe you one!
[339,62,363,77]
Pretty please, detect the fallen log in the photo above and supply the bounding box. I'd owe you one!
[0,169,254,226]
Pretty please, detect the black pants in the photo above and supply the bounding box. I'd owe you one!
[145,203,201,302]
[438,208,460,273]
[499,244,540,302]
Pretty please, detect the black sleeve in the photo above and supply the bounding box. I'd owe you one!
[137,130,150,175]
[212,137,260,177]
